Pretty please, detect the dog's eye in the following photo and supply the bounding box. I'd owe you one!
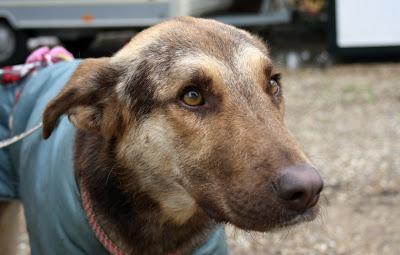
[181,88,204,106]
[269,79,280,96]
[269,74,281,97]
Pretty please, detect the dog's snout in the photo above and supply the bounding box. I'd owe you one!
[273,165,323,211]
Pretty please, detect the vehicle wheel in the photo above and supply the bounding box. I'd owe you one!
[0,22,27,66]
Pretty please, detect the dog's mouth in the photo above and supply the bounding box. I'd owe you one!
[230,206,319,232]
[278,207,318,227]
[199,198,319,232]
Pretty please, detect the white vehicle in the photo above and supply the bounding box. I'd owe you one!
[328,0,400,58]
[0,0,290,65]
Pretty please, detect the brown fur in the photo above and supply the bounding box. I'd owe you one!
[35,17,319,254]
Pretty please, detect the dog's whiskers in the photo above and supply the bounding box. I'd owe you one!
[105,165,117,185]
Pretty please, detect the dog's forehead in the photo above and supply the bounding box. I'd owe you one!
[114,17,269,63]
[171,45,270,87]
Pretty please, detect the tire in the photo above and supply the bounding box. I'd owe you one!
[0,22,28,66]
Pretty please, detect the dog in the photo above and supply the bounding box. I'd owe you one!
[0,17,323,255]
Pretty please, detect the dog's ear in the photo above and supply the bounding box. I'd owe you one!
[43,58,121,139]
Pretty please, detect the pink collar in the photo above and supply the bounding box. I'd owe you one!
[80,179,126,255]
[80,179,181,255]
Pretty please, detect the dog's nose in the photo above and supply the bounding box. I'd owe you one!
[273,165,323,211]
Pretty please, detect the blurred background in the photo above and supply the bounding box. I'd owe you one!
[1,0,399,254]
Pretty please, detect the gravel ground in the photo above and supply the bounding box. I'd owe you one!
[17,63,400,255]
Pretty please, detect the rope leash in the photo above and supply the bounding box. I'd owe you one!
[1,62,45,149]
[0,122,43,149]
[0,46,74,150]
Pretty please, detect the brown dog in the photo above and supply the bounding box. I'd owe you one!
[0,17,323,254]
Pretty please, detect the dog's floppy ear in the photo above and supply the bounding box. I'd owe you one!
[43,57,120,139]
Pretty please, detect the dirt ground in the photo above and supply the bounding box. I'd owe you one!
[17,63,400,254]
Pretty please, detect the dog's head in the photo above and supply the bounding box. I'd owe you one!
[43,17,323,231]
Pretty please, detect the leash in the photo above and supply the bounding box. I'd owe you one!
[0,46,74,150]
[0,122,43,149]
[0,60,44,150]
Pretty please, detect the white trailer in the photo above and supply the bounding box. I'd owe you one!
[328,0,400,58]
[0,0,291,65]
[0,0,233,29]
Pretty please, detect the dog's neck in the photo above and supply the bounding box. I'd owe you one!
[74,131,215,255]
